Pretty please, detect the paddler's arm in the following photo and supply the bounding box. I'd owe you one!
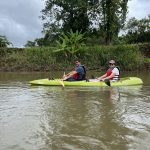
[101,72,115,81]
[63,71,77,80]
[97,73,107,81]
[63,71,74,77]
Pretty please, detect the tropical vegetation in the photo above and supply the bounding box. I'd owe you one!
[0,43,149,71]
[0,0,150,71]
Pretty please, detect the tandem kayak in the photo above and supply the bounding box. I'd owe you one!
[29,77,143,87]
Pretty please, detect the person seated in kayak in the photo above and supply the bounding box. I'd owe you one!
[97,60,120,82]
[63,60,86,81]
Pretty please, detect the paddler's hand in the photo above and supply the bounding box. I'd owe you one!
[101,78,109,81]
[63,75,69,80]
[63,75,66,79]
[97,77,103,81]
[63,76,67,80]
[100,78,104,81]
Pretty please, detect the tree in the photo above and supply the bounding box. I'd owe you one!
[100,0,128,45]
[41,0,91,35]
[24,41,36,47]
[123,15,150,43]
[41,0,128,45]
[0,35,12,47]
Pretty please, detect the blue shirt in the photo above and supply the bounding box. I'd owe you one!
[75,65,85,80]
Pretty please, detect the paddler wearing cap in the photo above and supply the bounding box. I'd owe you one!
[97,60,120,82]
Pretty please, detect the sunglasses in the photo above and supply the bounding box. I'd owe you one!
[109,63,115,65]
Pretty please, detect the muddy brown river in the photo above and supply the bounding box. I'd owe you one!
[0,72,150,150]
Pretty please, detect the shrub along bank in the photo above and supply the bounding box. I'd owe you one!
[0,44,149,72]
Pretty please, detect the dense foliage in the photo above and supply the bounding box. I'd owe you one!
[100,0,128,44]
[1,44,148,71]
[24,1,149,47]
[122,16,150,43]
[40,0,128,45]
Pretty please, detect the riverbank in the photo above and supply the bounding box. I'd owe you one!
[0,43,150,72]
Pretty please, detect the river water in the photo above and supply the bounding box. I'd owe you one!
[0,72,150,150]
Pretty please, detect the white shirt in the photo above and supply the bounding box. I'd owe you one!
[112,67,119,76]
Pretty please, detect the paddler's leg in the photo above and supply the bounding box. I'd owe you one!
[64,77,76,82]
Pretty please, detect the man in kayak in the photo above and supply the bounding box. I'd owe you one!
[97,60,120,82]
[63,60,86,81]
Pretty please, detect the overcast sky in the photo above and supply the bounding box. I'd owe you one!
[0,0,150,47]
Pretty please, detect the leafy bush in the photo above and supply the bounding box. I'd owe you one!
[54,30,86,61]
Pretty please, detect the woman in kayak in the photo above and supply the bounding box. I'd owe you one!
[63,60,86,81]
[97,60,120,82]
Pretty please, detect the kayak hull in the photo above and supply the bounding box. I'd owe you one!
[29,77,143,87]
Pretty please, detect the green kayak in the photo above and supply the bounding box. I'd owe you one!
[29,77,143,87]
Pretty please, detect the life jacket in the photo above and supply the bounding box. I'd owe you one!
[106,66,120,81]
[73,65,86,80]
[81,65,86,80]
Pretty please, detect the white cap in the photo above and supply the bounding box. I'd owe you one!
[109,60,115,64]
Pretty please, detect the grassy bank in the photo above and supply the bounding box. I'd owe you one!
[0,44,150,71]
